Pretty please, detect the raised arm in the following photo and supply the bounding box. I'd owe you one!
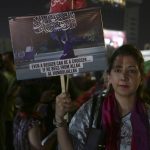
[55,93,74,150]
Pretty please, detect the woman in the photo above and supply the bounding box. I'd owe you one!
[55,44,150,150]
[13,80,56,150]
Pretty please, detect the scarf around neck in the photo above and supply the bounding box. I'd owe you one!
[102,92,150,150]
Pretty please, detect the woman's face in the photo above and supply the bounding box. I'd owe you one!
[108,55,142,97]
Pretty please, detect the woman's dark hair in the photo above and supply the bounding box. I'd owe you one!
[107,44,145,98]
[16,80,43,113]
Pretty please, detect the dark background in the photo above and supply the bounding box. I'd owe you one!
[0,0,149,49]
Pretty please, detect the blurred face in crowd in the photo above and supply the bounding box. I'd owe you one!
[2,53,14,72]
[36,89,56,118]
[108,55,142,98]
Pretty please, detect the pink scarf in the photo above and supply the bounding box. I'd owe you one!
[102,92,150,150]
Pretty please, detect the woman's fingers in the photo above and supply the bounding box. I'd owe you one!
[55,93,73,119]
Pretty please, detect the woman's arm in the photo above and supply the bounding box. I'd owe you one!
[55,92,94,150]
[55,93,75,150]
[28,125,42,150]
[57,126,74,150]
[28,125,57,150]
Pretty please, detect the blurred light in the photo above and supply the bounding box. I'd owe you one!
[104,29,127,48]
[96,0,126,6]
[141,50,150,61]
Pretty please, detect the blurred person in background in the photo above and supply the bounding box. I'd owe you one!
[1,51,20,150]
[0,72,8,150]
[0,53,4,71]
[13,80,57,150]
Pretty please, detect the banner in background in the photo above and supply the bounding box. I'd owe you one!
[9,7,106,80]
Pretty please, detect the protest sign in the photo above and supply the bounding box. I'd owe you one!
[9,7,106,80]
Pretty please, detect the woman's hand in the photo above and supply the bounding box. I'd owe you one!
[55,93,73,122]
[55,94,74,150]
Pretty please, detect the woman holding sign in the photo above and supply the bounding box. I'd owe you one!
[55,44,150,150]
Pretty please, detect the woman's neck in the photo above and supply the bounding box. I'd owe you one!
[115,93,136,117]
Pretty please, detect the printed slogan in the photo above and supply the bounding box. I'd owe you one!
[29,56,93,76]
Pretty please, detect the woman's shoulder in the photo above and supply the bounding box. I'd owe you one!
[69,93,103,132]
[68,93,103,146]
[69,97,93,125]
[28,114,41,129]
[70,93,101,121]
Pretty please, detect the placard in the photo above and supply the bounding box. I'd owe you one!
[9,7,106,80]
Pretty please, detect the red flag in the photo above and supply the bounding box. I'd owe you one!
[49,0,87,13]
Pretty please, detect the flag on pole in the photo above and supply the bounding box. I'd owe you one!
[49,0,87,13]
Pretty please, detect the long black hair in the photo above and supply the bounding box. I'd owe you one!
[16,80,43,113]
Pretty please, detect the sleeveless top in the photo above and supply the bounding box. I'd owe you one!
[13,112,41,150]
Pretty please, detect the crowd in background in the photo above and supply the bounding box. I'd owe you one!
[0,52,61,149]
[0,51,103,149]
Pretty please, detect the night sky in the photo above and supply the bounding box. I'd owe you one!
[139,0,150,49]
[0,0,50,37]
[0,0,149,49]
